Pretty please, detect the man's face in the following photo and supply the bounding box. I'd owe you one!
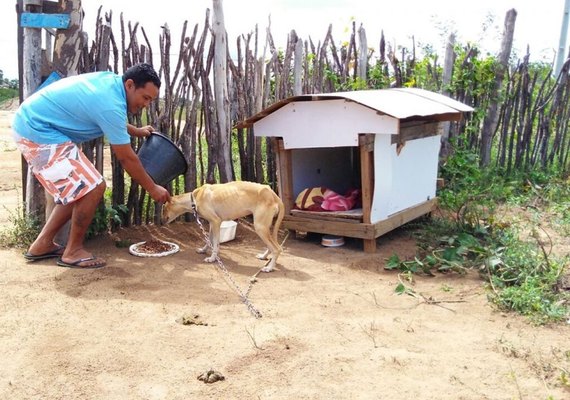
[124,79,159,114]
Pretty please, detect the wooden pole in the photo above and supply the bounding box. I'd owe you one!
[22,0,46,222]
[94,20,111,175]
[440,33,456,159]
[16,0,25,103]
[22,1,44,99]
[16,0,27,204]
[46,0,85,244]
[555,0,570,77]
[480,9,517,167]
[357,24,367,83]
[293,34,303,96]
[212,0,232,182]
[52,0,84,76]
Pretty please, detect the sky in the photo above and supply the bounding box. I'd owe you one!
[0,0,566,80]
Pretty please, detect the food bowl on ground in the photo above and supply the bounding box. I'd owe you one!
[321,235,345,247]
[220,220,237,243]
[129,239,180,257]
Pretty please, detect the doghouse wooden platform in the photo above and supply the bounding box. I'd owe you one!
[238,88,472,252]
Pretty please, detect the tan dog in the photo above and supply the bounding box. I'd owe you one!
[162,181,285,272]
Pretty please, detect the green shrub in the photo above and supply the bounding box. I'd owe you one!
[0,205,41,249]
[0,88,18,104]
[387,140,570,324]
[86,190,129,239]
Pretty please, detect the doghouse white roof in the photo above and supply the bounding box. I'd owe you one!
[238,88,473,127]
[237,88,473,149]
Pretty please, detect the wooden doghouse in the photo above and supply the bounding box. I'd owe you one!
[238,88,473,252]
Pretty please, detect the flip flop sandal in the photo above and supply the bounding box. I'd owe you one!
[23,245,65,261]
[56,256,106,269]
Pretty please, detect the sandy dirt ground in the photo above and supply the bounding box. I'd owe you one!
[0,105,569,400]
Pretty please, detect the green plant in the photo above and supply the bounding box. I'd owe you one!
[491,275,568,325]
[386,217,495,276]
[386,147,570,324]
[485,232,569,324]
[560,369,570,388]
[0,87,18,103]
[86,200,128,239]
[0,205,41,248]
[368,61,390,89]
[440,283,453,292]
[404,48,441,91]
[394,281,416,296]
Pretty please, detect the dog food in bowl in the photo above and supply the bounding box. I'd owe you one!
[129,239,180,257]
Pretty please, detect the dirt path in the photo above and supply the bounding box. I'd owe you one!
[0,108,21,227]
[0,108,569,400]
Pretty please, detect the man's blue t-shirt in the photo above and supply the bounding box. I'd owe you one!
[12,71,130,145]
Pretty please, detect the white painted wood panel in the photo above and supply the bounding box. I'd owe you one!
[370,135,440,223]
[387,135,440,216]
[254,100,398,149]
[370,134,393,222]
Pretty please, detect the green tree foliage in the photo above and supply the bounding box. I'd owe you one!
[0,69,19,103]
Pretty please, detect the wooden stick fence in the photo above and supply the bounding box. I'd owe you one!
[19,2,570,227]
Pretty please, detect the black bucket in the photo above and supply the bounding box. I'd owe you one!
[137,132,188,186]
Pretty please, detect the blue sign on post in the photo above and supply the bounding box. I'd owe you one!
[20,13,70,29]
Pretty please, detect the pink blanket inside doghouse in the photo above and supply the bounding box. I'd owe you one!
[294,187,361,212]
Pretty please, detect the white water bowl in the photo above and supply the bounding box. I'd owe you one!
[321,235,345,247]
[220,220,238,243]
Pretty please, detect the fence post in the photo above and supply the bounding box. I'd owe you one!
[555,0,570,77]
[440,33,456,160]
[212,0,232,182]
[480,9,517,167]
[45,0,84,244]
[21,0,46,223]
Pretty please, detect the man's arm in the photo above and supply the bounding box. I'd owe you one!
[111,143,171,203]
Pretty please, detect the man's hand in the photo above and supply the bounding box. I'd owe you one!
[111,143,171,203]
[127,124,154,138]
[148,184,171,203]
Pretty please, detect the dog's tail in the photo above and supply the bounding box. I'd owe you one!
[273,196,286,251]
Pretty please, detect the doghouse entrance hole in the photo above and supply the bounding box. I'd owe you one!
[290,146,361,200]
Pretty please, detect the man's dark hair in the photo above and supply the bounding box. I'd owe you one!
[122,63,161,89]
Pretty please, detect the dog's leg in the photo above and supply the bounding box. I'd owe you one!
[196,224,212,255]
[253,212,281,272]
[197,242,208,254]
[260,245,280,272]
[256,249,270,260]
[261,230,283,272]
[203,219,221,263]
[196,221,210,254]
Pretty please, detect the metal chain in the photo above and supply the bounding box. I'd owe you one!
[192,210,263,319]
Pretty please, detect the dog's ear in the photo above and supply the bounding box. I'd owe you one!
[166,196,179,207]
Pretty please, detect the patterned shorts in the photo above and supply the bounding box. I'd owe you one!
[14,134,104,205]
